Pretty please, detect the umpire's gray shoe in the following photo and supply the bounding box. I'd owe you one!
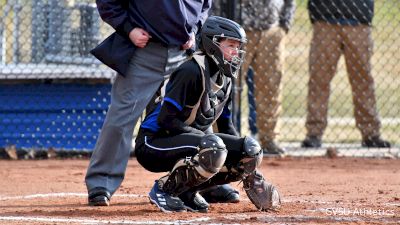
[149,180,186,213]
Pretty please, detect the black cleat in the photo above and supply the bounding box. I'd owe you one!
[88,187,110,206]
[200,184,240,203]
[263,141,286,157]
[301,136,322,148]
[362,136,391,148]
[179,191,209,213]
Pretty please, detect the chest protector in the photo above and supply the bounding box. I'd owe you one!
[184,54,232,131]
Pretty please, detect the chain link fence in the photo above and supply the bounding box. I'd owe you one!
[0,0,115,155]
[0,0,399,157]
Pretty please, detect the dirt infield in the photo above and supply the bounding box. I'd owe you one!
[0,157,399,224]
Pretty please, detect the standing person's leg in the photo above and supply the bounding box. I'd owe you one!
[241,29,260,132]
[302,22,342,147]
[246,67,258,136]
[252,26,284,154]
[85,43,187,206]
[342,25,390,148]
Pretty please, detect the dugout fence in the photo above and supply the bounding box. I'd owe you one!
[0,0,399,157]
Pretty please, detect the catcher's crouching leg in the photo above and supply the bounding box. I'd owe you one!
[158,134,228,196]
[238,137,281,211]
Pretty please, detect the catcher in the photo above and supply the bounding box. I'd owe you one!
[134,16,281,213]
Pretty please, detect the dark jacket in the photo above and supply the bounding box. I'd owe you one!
[308,0,374,26]
[211,0,296,31]
[91,0,211,76]
[241,0,296,31]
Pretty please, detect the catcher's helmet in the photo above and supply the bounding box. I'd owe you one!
[200,16,247,78]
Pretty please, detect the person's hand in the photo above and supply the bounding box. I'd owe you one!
[129,28,152,48]
[181,33,195,50]
[281,25,289,34]
[279,20,290,34]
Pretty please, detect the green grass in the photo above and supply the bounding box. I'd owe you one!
[240,0,400,146]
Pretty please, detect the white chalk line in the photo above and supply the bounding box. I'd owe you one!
[0,192,145,201]
[0,215,398,225]
[0,193,398,224]
[0,216,211,225]
[1,193,398,207]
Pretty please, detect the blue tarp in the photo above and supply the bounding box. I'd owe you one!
[0,83,111,150]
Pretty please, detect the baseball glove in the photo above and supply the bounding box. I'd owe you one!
[243,170,281,211]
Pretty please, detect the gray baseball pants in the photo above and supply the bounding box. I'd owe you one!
[85,42,188,196]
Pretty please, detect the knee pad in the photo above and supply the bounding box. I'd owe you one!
[196,134,228,175]
[237,136,263,177]
[159,134,227,196]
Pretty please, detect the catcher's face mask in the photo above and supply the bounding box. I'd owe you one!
[212,35,246,79]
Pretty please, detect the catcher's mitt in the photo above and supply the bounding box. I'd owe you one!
[243,170,281,211]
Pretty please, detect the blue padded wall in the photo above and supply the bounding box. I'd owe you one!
[0,83,111,151]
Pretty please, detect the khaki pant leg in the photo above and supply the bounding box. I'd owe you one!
[242,30,261,78]
[251,26,285,147]
[342,25,381,138]
[238,30,262,133]
[305,22,342,138]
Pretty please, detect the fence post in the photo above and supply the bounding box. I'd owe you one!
[0,26,4,65]
[31,0,47,63]
[12,0,22,63]
[78,3,100,56]
[46,0,66,55]
[225,0,243,134]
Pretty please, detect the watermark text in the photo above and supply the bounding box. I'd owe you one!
[325,207,395,217]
